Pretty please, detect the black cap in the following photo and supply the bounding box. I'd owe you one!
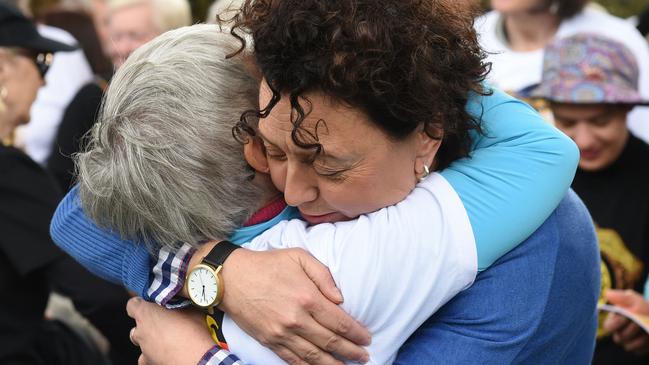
[0,2,76,53]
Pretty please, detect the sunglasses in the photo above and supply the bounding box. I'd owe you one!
[8,48,54,78]
[33,52,53,78]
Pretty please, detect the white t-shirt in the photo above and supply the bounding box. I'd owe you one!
[223,173,478,364]
[23,25,94,164]
[476,7,649,143]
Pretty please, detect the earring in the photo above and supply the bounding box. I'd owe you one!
[419,165,430,182]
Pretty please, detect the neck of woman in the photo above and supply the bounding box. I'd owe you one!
[503,11,560,52]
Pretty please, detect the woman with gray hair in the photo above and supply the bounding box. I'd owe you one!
[51,20,594,365]
[78,23,263,249]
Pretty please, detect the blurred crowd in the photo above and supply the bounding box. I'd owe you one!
[1,0,649,364]
[477,2,649,364]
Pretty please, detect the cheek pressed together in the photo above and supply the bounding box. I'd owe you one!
[257,87,428,225]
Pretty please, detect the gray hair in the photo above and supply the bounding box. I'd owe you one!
[77,24,262,250]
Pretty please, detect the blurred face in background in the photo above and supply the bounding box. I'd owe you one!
[552,103,631,172]
[91,0,111,57]
[107,1,158,68]
[0,48,44,139]
[490,0,549,15]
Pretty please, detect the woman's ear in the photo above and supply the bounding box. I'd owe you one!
[414,127,443,176]
[243,136,270,174]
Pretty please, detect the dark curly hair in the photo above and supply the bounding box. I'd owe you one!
[228,0,491,169]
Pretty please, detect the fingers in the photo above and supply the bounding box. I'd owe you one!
[293,249,370,361]
[220,248,370,363]
[296,249,343,304]
[623,334,649,354]
[126,297,144,319]
[130,327,140,347]
[604,313,629,333]
[138,354,148,365]
[309,296,371,348]
[606,289,641,308]
[271,345,312,365]
[605,308,649,355]
[604,290,649,356]
[613,322,642,344]
[279,333,346,365]
[253,301,363,364]
[294,313,369,364]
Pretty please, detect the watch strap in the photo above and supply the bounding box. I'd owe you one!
[203,240,240,268]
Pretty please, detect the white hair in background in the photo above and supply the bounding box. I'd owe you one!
[59,0,93,11]
[77,24,262,250]
[108,0,192,33]
[152,0,191,32]
[205,0,242,23]
[205,0,255,55]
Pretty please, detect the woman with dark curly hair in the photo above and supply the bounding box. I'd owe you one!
[203,2,597,363]
[52,1,598,364]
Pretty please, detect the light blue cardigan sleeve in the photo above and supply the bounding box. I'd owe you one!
[441,87,579,271]
[50,184,153,297]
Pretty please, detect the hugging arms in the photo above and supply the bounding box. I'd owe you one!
[52,3,599,362]
[50,26,594,365]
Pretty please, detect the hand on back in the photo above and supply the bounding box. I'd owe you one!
[219,248,371,364]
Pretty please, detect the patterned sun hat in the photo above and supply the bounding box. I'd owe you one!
[529,33,649,105]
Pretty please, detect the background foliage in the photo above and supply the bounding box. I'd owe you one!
[594,0,648,18]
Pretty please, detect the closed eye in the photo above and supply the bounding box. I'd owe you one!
[313,163,352,181]
[316,168,345,177]
[264,144,288,161]
[266,151,287,161]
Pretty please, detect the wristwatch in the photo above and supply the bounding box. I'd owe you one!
[185,240,240,313]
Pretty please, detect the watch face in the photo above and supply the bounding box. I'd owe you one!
[187,265,219,307]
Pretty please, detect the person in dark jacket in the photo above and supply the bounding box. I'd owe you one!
[0,2,137,363]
